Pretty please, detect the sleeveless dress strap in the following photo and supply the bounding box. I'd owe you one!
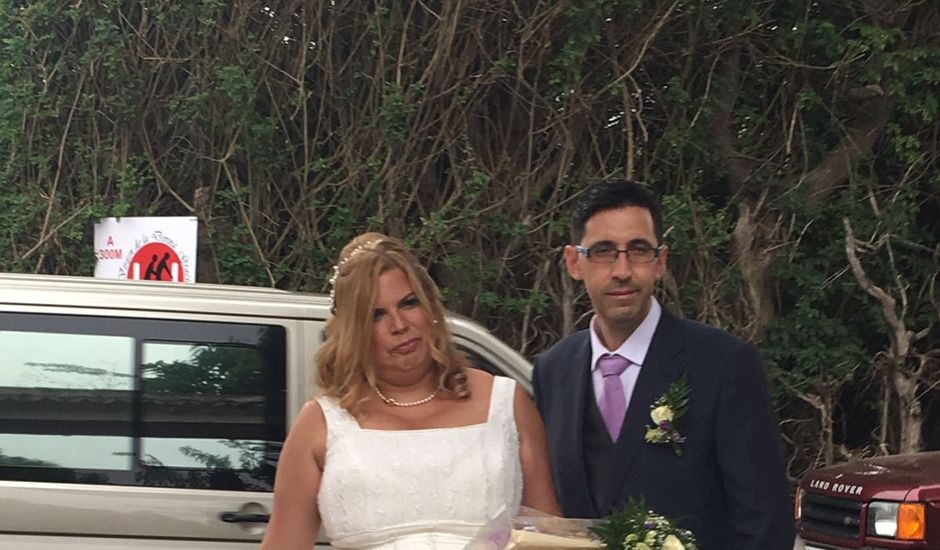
[487,376,517,427]
[316,396,359,445]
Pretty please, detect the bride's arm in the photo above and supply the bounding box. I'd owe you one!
[514,384,563,516]
[260,400,326,549]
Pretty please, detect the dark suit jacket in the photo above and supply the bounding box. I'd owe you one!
[533,309,795,550]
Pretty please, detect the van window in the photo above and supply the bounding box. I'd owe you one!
[0,330,135,475]
[0,313,286,492]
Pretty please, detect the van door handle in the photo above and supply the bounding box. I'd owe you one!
[219,511,271,523]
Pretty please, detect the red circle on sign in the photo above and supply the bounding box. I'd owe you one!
[128,243,183,282]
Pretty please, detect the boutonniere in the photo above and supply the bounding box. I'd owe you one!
[643,372,690,456]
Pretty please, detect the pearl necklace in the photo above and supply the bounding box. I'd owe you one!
[374,385,441,407]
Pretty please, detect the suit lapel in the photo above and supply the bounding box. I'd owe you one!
[558,333,598,517]
[604,310,687,512]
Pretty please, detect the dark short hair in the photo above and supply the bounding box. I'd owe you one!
[569,180,664,244]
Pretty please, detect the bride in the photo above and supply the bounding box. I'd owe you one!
[261,233,561,549]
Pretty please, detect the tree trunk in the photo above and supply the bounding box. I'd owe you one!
[845,219,927,454]
[731,199,776,340]
[894,368,923,454]
[561,256,576,337]
[821,390,835,466]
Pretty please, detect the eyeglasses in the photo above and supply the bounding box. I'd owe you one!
[575,242,663,264]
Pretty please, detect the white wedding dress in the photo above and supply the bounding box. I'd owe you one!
[316,376,523,549]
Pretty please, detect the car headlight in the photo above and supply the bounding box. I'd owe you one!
[867,501,925,540]
[868,501,898,537]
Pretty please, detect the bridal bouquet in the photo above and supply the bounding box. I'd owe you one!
[591,499,697,550]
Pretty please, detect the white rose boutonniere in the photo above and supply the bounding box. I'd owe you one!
[649,405,673,425]
[643,372,690,457]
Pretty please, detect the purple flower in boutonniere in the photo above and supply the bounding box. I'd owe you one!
[643,372,690,457]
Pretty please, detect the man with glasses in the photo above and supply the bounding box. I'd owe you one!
[532,180,794,550]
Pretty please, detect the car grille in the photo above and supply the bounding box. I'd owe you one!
[802,492,862,540]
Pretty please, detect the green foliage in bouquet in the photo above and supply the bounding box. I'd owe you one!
[591,499,697,550]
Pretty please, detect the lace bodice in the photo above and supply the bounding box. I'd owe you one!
[316,376,523,549]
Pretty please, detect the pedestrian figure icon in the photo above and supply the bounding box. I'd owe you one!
[129,244,183,282]
[143,253,173,280]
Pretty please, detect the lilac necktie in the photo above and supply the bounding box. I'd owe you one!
[598,354,630,442]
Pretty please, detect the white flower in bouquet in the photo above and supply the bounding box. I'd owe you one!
[661,534,685,550]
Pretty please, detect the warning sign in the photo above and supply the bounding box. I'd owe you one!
[94,217,198,283]
[128,242,184,281]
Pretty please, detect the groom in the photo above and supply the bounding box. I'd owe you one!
[532,180,795,550]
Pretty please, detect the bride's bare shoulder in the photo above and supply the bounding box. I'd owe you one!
[463,366,495,395]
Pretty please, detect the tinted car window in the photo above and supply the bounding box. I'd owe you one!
[0,312,285,492]
[0,329,135,480]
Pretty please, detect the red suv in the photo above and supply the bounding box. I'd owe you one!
[797,451,940,549]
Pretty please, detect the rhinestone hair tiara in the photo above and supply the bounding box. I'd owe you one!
[328,238,383,310]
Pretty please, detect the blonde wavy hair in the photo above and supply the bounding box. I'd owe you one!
[316,232,471,410]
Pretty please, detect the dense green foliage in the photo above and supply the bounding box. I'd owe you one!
[0,0,937,478]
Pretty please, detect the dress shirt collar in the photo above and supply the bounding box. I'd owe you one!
[589,297,662,371]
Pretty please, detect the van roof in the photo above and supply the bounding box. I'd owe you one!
[0,273,330,319]
[0,272,502,329]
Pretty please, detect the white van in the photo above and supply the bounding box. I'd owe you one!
[0,274,532,549]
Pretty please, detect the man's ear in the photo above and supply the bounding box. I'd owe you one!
[563,245,583,280]
[654,244,669,280]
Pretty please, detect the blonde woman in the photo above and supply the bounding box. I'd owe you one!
[261,232,560,549]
